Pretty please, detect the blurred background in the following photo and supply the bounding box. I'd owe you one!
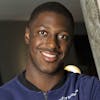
[0,0,98,85]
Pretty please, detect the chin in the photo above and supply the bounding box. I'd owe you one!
[40,64,64,75]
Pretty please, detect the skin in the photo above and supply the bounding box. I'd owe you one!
[25,11,72,92]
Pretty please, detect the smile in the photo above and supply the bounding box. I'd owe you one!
[41,51,58,62]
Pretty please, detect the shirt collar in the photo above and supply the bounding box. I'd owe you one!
[18,71,67,92]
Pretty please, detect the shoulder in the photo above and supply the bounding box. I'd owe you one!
[0,88,14,100]
[68,72,100,99]
[78,74,100,99]
[66,72,100,92]
[67,72,100,85]
[0,77,18,100]
[0,76,18,89]
[0,76,20,94]
[77,73,100,86]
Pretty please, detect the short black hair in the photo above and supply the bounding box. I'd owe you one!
[27,2,74,34]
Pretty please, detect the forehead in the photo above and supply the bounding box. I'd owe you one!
[30,11,68,29]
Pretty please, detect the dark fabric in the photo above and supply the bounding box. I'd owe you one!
[0,72,100,100]
[18,71,67,91]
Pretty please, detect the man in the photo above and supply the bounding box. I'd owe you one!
[0,2,100,100]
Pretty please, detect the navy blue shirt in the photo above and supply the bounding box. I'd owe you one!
[0,72,100,100]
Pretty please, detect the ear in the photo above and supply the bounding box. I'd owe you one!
[25,27,30,45]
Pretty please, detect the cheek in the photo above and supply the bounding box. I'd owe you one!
[60,42,69,52]
[60,42,71,59]
[30,37,42,47]
[29,39,38,52]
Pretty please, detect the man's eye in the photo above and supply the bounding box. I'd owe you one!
[38,30,48,37]
[58,34,70,41]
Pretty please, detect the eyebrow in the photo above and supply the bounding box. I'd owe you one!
[38,24,68,32]
[38,24,50,29]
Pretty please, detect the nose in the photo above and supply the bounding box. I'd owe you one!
[46,36,59,50]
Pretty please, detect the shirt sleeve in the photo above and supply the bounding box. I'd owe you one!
[92,78,100,100]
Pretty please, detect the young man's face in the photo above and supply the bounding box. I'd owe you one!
[25,11,72,74]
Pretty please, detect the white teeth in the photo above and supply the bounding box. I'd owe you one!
[42,52,56,58]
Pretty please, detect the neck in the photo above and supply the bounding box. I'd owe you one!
[25,63,65,92]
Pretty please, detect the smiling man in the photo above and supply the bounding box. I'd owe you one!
[24,2,73,92]
[0,2,100,100]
